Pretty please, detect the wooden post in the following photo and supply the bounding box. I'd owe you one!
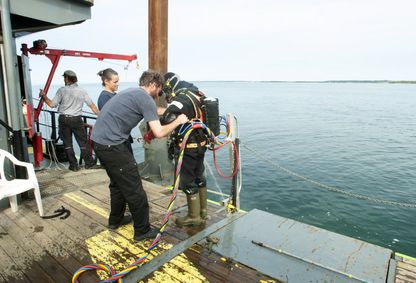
[141,0,173,185]
[148,0,168,75]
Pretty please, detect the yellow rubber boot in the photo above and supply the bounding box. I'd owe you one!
[199,187,208,219]
[175,193,202,227]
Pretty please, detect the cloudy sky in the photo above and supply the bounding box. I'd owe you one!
[16,0,416,84]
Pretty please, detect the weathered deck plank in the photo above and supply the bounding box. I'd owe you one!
[0,209,72,282]
[0,221,53,282]
[0,244,29,282]
[396,257,416,283]
[20,196,101,282]
[4,208,87,282]
[403,257,416,269]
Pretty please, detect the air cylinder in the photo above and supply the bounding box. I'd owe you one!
[202,97,220,136]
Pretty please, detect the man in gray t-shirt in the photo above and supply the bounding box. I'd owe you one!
[40,70,99,171]
[91,86,158,145]
[91,70,188,241]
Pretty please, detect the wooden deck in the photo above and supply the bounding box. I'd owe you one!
[1,167,415,282]
[0,168,277,283]
[395,256,416,283]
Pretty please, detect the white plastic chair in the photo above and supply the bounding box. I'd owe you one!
[0,149,44,216]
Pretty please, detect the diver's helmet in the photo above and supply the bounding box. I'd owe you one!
[162,72,181,102]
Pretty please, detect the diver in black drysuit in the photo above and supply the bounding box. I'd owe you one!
[160,72,209,227]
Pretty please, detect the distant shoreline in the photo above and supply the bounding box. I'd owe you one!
[34,80,416,86]
[201,80,416,84]
[266,80,416,84]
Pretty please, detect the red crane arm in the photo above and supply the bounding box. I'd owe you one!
[28,47,137,62]
[21,43,137,122]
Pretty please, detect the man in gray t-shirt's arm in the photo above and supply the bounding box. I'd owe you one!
[91,70,188,241]
[40,70,100,171]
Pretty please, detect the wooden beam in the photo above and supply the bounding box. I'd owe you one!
[148,0,168,74]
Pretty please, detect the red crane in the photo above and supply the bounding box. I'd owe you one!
[21,40,137,122]
[21,40,138,167]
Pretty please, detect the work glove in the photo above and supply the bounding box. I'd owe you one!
[143,130,155,143]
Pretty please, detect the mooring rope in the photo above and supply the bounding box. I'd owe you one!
[40,107,66,170]
[241,143,416,209]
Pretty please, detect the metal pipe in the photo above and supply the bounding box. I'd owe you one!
[228,113,240,210]
[232,138,240,209]
[34,54,61,121]
[1,0,28,166]
[1,0,24,130]
[0,44,12,132]
[50,112,57,141]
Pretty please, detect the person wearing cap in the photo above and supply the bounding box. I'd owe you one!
[91,70,189,241]
[39,70,100,171]
[159,72,209,227]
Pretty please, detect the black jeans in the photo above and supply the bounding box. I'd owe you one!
[58,115,94,168]
[92,140,150,235]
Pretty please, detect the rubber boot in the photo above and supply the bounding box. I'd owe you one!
[175,193,202,227]
[199,187,208,219]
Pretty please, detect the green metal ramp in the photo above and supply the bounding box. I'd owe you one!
[211,209,393,283]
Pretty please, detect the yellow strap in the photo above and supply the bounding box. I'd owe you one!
[179,140,206,148]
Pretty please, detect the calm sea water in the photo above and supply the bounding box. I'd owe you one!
[40,81,416,257]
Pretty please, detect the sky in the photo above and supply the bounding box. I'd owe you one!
[15,0,416,84]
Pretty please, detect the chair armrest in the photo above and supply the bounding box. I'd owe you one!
[0,149,35,180]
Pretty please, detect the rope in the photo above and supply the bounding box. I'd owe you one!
[41,109,66,170]
[204,160,226,197]
[241,143,416,209]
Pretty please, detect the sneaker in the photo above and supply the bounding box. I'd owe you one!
[108,214,133,230]
[85,164,103,169]
[134,228,159,241]
[68,165,80,172]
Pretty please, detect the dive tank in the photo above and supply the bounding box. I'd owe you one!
[201,97,220,136]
